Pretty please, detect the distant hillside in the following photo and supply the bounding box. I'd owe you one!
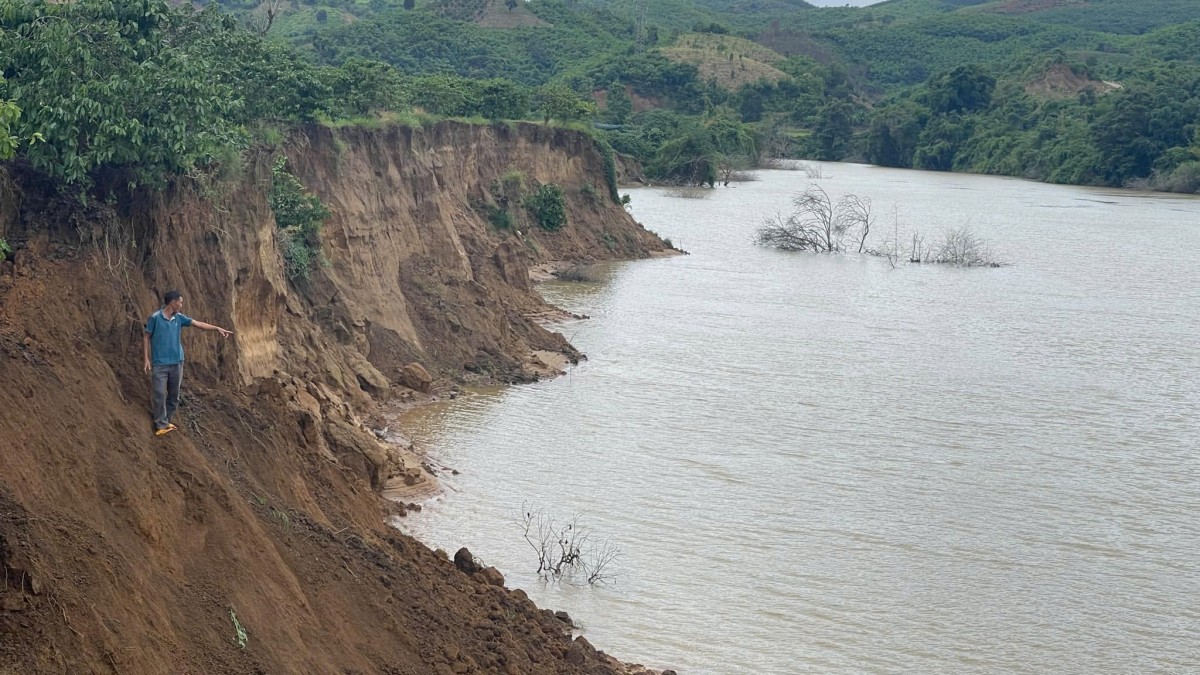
[1023,62,1119,99]
[865,0,1200,34]
[662,33,790,91]
[1133,20,1200,63]
[478,0,549,27]
[431,0,549,27]
[967,0,1200,34]
[429,0,488,21]
[573,0,815,34]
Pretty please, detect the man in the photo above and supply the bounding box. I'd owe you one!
[143,290,232,436]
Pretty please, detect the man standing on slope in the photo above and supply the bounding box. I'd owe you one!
[143,290,232,436]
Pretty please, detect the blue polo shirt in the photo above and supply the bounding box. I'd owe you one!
[145,309,193,366]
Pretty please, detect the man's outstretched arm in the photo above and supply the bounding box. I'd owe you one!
[191,321,233,338]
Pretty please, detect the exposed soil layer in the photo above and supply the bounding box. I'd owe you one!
[0,122,668,674]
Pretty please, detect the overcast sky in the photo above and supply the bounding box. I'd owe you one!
[807,0,884,6]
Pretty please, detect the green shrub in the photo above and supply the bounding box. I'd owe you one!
[597,140,621,203]
[1155,162,1200,194]
[279,234,316,281]
[0,238,12,257]
[268,156,330,281]
[580,182,599,203]
[491,169,526,208]
[485,204,514,229]
[524,184,567,231]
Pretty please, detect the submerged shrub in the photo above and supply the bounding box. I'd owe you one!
[554,264,599,282]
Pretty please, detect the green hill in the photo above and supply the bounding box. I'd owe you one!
[8,0,1197,194]
[663,34,790,91]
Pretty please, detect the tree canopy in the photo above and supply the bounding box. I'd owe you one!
[0,0,1197,193]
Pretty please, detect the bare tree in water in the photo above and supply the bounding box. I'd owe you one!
[760,187,1006,267]
[518,504,620,585]
[756,183,873,253]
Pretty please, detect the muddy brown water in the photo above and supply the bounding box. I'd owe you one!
[395,163,1200,674]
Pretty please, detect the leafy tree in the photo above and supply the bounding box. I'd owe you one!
[477,79,530,120]
[0,0,242,186]
[648,114,754,186]
[185,25,332,123]
[810,100,856,161]
[0,98,21,160]
[1092,89,1165,185]
[737,87,764,123]
[604,81,633,125]
[923,65,996,115]
[409,75,474,116]
[866,103,926,169]
[323,58,409,117]
[706,114,756,183]
[537,85,595,124]
[913,115,971,171]
[651,121,717,186]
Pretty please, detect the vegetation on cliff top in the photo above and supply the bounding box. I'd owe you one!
[0,0,1197,193]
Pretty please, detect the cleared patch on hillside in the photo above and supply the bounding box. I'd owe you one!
[662,33,790,91]
[431,0,549,27]
[268,6,357,39]
[969,0,1088,14]
[430,0,487,20]
[477,0,550,27]
[1024,63,1120,98]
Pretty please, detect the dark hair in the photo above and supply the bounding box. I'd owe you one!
[163,290,182,305]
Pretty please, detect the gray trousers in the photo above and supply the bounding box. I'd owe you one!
[151,363,184,430]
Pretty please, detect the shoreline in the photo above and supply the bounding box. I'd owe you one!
[370,346,577,506]
[371,261,587,505]
[373,252,684,503]
[370,381,678,675]
[369,261,678,673]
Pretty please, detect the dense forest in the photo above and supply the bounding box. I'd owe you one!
[1,0,1198,197]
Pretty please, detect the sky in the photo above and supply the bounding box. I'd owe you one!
[807,0,885,6]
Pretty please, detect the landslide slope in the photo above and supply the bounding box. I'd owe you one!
[0,121,667,674]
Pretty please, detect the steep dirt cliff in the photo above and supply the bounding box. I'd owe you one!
[0,122,668,674]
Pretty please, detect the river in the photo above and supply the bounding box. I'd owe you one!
[395,163,1200,674]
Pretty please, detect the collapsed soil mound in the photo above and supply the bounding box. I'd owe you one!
[0,122,668,674]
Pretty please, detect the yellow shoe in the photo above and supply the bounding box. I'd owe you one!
[154,426,176,437]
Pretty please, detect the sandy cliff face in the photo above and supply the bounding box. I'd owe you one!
[0,122,667,674]
[289,122,662,383]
